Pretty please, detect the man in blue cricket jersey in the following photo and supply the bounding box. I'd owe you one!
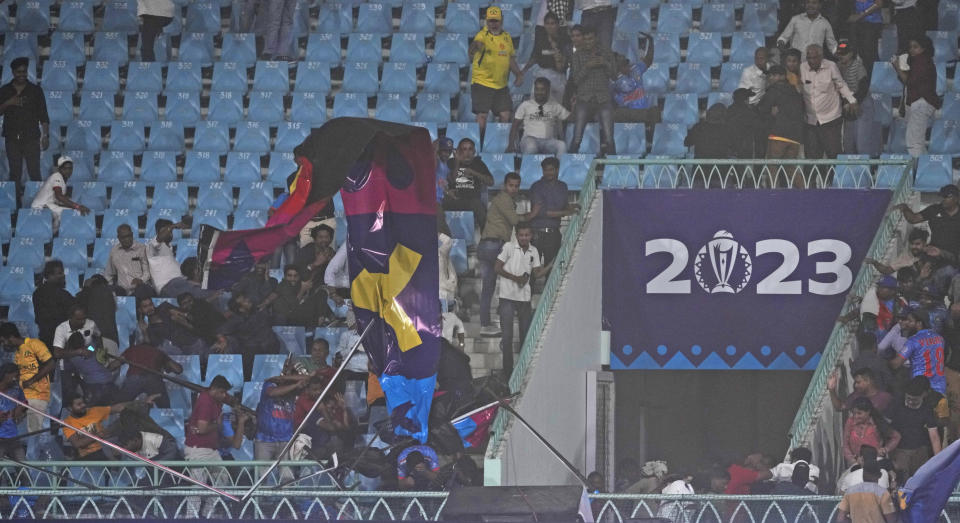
[892,310,947,395]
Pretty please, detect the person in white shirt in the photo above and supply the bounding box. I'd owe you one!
[800,44,858,161]
[508,77,571,154]
[495,223,551,372]
[146,218,187,294]
[770,447,822,492]
[737,47,768,106]
[777,0,838,60]
[103,224,154,297]
[31,156,90,231]
[323,240,349,290]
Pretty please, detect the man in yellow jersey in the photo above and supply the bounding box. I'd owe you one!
[0,322,55,433]
[469,6,524,142]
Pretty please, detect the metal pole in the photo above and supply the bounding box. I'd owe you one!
[0,390,240,501]
[241,320,374,500]
[499,402,590,488]
[1,457,102,489]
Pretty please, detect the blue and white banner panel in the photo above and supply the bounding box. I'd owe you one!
[603,190,891,370]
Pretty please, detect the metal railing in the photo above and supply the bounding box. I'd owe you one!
[486,157,913,460]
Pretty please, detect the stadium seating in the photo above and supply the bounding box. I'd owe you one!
[98,151,136,183]
[234,121,271,153]
[381,62,418,94]
[92,31,129,64]
[916,154,953,191]
[306,33,343,64]
[226,152,263,184]
[141,151,178,183]
[194,121,231,153]
[295,62,332,93]
[207,91,245,123]
[147,121,185,151]
[375,93,413,123]
[433,33,470,66]
[222,33,258,66]
[111,181,148,213]
[291,92,329,124]
[153,181,190,213]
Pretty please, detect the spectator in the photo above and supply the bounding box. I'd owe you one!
[837,445,891,494]
[611,48,660,124]
[576,0,616,51]
[109,343,183,408]
[0,363,26,461]
[777,0,838,60]
[835,42,881,157]
[184,375,233,518]
[535,0,573,26]
[435,137,455,204]
[469,6,523,142]
[439,231,458,304]
[161,257,220,300]
[858,276,907,349]
[888,376,942,478]
[757,65,805,187]
[296,224,336,286]
[801,44,859,161]
[943,304,960,443]
[738,47,769,105]
[261,0,296,61]
[866,229,929,276]
[259,264,331,329]
[508,77,571,155]
[31,156,89,231]
[0,56,50,202]
[684,104,732,160]
[118,427,181,461]
[104,224,154,298]
[442,304,466,348]
[398,445,441,490]
[726,88,764,160]
[296,338,336,384]
[479,172,532,337]
[724,453,773,495]
[520,12,572,103]
[893,35,940,158]
[62,394,156,460]
[770,463,815,521]
[562,25,585,109]
[334,316,370,417]
[147,218,189,295]
[176,292,226,347]
[324,240,350,291]
[843,397,901,466]
[829,367,894,414]
[845,0,882,76]
[836,461,898,522]
[622,460,668,494]
[891,0,923,54]
[495,223,551,372]
[0,323,54,433]
[656,475,696,521]
[55,311,117,406]
[231,260,278,306]
[214,294,282,380]
[444,138,495,232]
[528,156,579,266]
[897,185,960,263]
[783,48,803,90]
[569,26,617,155]
[33,260,75,349]
[137,296,207,356]
[76,275,120,356]
[891,310,947,395]
[770,447,821,492]
[137,0,174,62]
[255,360,311,483]
[313,392,358,457]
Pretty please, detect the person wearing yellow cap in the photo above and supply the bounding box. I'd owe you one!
[31,155,90,231]
[469,6,524,143]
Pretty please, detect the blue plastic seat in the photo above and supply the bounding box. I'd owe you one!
[164,90,201,123]
[207,90,244,123]
[480,122,510,153]
[149,408,185,441]
[166,61,203,91]
[91,236,119,270]
[598,155,641,188]
[346,33,384,62]
[153,181,189,212]
[98,150,135,182]
[225,152,263,184]
[943,92,960,120]
[658,3,692,34]
[51,236,89,271]
[381,61,418,94]
[81,61,120,91]
[651,123,689,156]
[122,91,159,121]
[615,4,652,36]
[614,123,647,155]
[342,61,379,93]
[8,237,45,271]
[564,123,599,154]
[50,32,86,64]
[92,31,129,64]
[102,0,138,33]
[146,208,185,237]
[356,2,391,33]
[399,2,435,33]
[58,1,95,33]
[333,92,369,118]
[140,151,178,183]
[445,2,480,33]
[675,63,711,94]
[478,153,513,181]
[294,61,332,92]
[237,181,274,210]
[269,325,305,355]
[930,119,960,154]
[916,154,953,191]
[0,266,37,303]
[253,61,291,92]
[101,208,140,237]
[15,0,50,32]
[212,61,250,93]
[928,31,957,63]
[184,151,222,183]
[730,32,766,63]
[652,33,681,67]
[185,1,220,32]
[177,32,214,66]
[313,327,345,353]
[374,92,411,122]
[6,294,35,323]
[686,32,722,66]
[222,33,257,65]
[742,2,778,35]
[234,121,271,152]
[885,118,907,154]
[41,60,78,92]
[869,93,893,127]
[234,208,268,229]
[66,120,101,151]
[700,3,735,34]
[0,182,16,209]
[15,208,52,240]
[248,90,285,124]
[240,382,263,411]
[275,122,310,152]
[720,62,747,93]
[639,63,669,96]
[415,93,451,123]
[424,62,460,94]
[445,210,476,245]
[110,180,148,212]
[558,153,593,190]
[126,62,164,92]
[518,154,549,189]
[267,152,297,184]
[306,32,342,64]
[833,154,872,188]
[495,3,523,35]
[251,354,286,383]
[63,150,96,182]
[445,122,480,150]
[194,121,230,152]
[78,90,115,121]
[433,32,470,66]
[198,182,234,212]
[3,33,39,62]
[662,93,699,126]
[148,121,185,151]
[192,207,229,236]
[61,204,97,240]
[876,153,910,188]
[291,91,328,124]
[316,2,352,33]
[938,62,948,95]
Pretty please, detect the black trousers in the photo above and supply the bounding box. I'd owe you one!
[141,15,172,62]
[532,228,562,266]
[5,137,41,201]
[894,7,923,53]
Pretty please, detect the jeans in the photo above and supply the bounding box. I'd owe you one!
[580,6,616,51]
[532,228,561,265]
[499,298,532,373]
[849,21,881,76]
[254,440,294,484]
[894,7,923,53]
[185,446,230,518]
[906,97,935,158]
[5,137,41,202]
[238,0,261,33]
[262,0,297,57]
[842,96,882,158]
[477,238,504,326]
[25,398,48,433]
[140,15,171,62]
[520,136,567,154]
[571,100,615,155]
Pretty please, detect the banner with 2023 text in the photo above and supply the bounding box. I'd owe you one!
[603,190,891,370]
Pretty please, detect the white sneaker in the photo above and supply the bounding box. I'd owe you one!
[480,325,502,337]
